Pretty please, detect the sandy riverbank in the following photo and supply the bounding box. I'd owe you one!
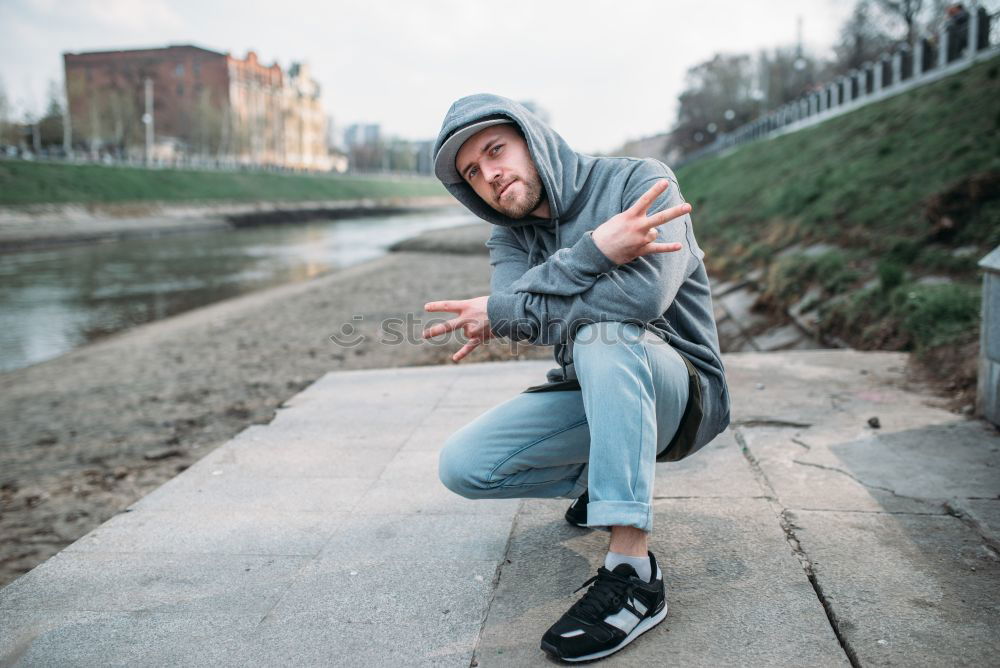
[0,196,456,252]
[0,221,551,587]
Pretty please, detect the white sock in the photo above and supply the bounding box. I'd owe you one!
[605,551,652,582]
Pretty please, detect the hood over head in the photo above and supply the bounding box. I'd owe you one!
[432,93,598,249]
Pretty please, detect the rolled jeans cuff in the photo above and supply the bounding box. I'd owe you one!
[584,500,653,533]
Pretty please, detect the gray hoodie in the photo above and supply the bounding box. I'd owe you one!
[432,94,730,461]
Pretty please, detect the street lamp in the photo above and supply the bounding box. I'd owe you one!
[143,77,154,166]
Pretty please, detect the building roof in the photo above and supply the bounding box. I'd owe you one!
[63,44,226,58]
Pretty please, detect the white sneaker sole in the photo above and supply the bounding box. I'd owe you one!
[556,602,668,663]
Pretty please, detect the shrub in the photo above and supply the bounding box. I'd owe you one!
[877,259,905,291]
[889,282,981,349]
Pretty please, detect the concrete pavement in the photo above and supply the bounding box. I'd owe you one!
[1,351,998,666]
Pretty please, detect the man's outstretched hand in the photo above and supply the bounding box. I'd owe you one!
[422,296,493,362]
[591,179,690,266]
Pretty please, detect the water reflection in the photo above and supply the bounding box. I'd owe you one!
[0,207,474,372]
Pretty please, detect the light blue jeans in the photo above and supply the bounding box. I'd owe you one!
[438,321,690,533]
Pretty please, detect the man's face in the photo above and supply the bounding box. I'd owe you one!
[455,124,546,219]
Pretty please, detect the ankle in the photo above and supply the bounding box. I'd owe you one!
[608,525,648,557]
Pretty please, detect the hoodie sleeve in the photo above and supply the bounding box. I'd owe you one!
[486,161,696,346]
[485,225,618,297]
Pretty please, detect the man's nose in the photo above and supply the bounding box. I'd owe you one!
[484,164,504,185]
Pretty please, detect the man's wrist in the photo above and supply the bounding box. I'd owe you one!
[573,229,619,275]
[487,292,518,339]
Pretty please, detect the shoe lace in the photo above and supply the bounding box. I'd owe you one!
[569,567,635,623]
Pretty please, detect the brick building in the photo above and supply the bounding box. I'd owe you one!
[63,44,331,169]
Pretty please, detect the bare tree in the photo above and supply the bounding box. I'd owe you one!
[668,53,760,157]
[189,87,225,158]
[38,80,65,148]
[875,0,925,44]
[833,0,898,74]
[923,0,951,36]
[756,46,831,107]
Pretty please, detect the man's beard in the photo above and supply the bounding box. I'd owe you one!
[493,171,544,219]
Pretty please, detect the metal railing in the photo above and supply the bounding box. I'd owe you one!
[680,4,1000,166]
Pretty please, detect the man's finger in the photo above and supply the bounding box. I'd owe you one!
[629,179,670,216]
[646,202,692,228]
[424,301,461,313]
[641,242,684,255]
[452,338,481,362]
[423,316,468,339]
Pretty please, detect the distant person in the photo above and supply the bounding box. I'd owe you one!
[975,4,991,50]
[921,32,938,71]
[423,94,730,662]
[947,3,971,61]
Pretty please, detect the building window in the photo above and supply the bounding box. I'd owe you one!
[175,63,184,77]
[177,83,184,96]
[193,61,201,77]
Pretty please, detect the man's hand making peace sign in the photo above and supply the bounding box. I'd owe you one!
[422,179,691,362]
[590,179,690,265]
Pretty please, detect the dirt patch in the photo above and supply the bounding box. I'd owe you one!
[924,171,1000,242]
[905,335,981,414]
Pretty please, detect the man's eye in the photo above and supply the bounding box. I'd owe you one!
[468,167,478,179]
[491,145,502,155]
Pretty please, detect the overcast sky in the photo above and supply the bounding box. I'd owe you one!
[0,0,856,154]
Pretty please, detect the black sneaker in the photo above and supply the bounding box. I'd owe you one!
[565,491,588,527]
[540,551,667,662]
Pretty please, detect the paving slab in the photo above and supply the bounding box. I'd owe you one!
[954,499,1000,546]
[751,323,815,351]
[717,287,769,332]
[728,351,1000,668]
[791,510,1000,667]
[3,351,998,666]
[825,420,1000,501]
[654,428,764,499]
[0,551,308,615]
[0,610,262,668]
[474,498,848,667]
[738,427,942,514]
[63,508,348,556]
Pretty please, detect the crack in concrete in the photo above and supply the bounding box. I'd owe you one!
[791,437,812,450]
[731,418,813,429]
[790,459,930,505]
[786,507,947,516]
[943,500,1000,554]
[734,428,862,668]
[653,494,775,500]
[469,499,521,667]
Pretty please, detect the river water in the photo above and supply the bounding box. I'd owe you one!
[0,207,475,373]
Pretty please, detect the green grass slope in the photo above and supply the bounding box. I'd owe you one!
[677,55,1000,402]
[0,161,446,206]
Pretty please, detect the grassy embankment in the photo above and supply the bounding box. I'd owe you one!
[0,161,446,206]
[676,55,1000,401]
